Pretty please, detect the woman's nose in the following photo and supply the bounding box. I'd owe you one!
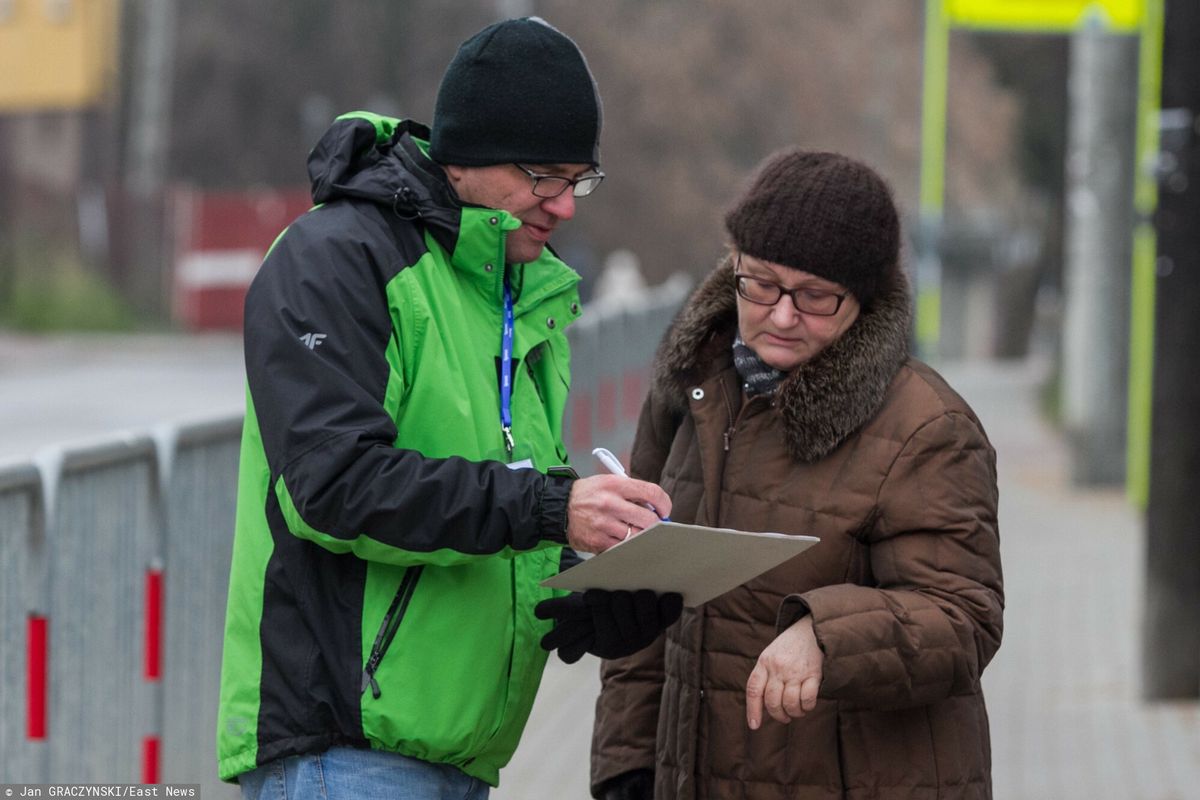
[770,296,802,326]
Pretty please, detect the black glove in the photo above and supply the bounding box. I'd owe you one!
[598,769,654,800]
[535,588,683,664]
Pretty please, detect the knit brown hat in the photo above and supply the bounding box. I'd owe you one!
[724,149,900,307]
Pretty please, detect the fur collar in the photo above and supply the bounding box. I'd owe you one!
[652,255,912,462]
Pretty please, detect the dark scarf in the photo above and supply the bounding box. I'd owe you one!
[732,335,784,396]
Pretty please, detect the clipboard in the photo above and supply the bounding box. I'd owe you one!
[541,521,819,607]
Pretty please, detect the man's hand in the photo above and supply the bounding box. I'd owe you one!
[745,615,824,730]
[535,589,683,663]
[565,474,672,553]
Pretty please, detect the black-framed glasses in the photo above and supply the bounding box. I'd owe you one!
[513,163,605,198]
[734,255,848,317]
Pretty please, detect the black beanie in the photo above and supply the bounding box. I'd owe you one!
[724,149,900,308]
[430,17,602,167]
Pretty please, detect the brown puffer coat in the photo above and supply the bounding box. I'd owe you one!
[591,258,1003,800]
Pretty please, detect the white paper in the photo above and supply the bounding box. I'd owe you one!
[541,521,819,606]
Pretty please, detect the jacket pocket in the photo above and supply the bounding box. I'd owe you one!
[361,565,424,699]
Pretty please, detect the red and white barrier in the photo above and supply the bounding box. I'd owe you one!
[172,187,313,331]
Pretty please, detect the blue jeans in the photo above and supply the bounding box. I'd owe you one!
[238,746,490,800]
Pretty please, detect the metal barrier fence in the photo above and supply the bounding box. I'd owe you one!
[160,418,243,789]
[563,275,691,470]
[0,278,689,790]
[0,463,46,781]
[49,437,160,783]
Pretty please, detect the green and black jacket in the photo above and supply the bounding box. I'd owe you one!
[217,114,582,786]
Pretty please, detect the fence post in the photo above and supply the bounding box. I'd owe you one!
[0,462,48,782]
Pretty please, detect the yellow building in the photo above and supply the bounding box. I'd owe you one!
[0,0,120,112]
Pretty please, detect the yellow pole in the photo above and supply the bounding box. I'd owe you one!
[1126,0,1164,508]
[917,0,949,357]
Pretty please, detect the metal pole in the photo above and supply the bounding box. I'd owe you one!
[1125,0,1166,508]
[916,0,949,360]
[125,0,177,319]
[495,0,534,19]
[1061,16,1138,485]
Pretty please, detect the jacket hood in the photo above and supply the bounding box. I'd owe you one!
[307,114,463,252]
[652,254,912,462]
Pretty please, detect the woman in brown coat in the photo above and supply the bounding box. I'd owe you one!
[590,149,1004,800]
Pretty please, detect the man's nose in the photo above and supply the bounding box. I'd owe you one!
[541,190,576,221]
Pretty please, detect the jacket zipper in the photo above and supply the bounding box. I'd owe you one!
[361,565,424,699]
[720,379,775,451]
[719,378,738,450]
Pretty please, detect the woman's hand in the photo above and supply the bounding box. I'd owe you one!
[745,615,824,729]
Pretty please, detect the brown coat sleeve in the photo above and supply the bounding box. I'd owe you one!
[590,392,678,795]
[795,409,1003,710]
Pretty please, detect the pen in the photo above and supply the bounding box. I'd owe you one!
[592,447,670,532]
[592,446,629,478]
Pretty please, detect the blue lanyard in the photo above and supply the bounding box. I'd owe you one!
[500,280,515,459]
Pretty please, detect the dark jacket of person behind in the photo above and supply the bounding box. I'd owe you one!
[591,150,1004,800]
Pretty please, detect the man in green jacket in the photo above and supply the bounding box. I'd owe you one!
[218,17,680,800]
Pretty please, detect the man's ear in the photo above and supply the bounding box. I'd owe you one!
[442,164,465,184]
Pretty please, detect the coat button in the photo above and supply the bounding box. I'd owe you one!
[484,263,494,272]
[546,317,557,329]
[570,302,580,314]
[690,387,704,400]
[489,216,499,225]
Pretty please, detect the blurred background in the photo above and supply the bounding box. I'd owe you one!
[1,0,1062,328]
[0,0,1197,797]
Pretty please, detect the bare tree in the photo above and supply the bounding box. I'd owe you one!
[167,0,1027,288]
[544,0,1026,284]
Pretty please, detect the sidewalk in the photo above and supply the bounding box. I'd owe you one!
[959,359,1200,800]
[494,357,1200,800]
